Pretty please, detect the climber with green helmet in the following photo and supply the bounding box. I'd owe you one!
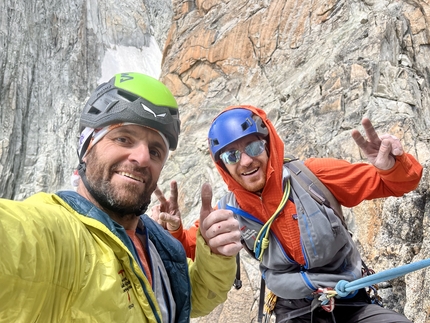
[0,72,242,323]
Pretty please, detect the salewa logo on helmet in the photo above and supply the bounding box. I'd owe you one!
[120,74,133,83]
[141,102,167,118]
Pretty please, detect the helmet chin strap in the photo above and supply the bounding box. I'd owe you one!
[76,133,99,202]
[76,161,98,204]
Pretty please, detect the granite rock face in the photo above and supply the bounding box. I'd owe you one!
[2,0,430,322]
[160,1,430,322]
[0,0,171,199]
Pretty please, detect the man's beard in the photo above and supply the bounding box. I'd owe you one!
[84,150,156,216]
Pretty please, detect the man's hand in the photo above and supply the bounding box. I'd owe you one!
[151,180,182,231]
[199,182,242,257]
[351,117,403,170]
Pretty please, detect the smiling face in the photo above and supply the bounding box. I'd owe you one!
[81,124,168,217]
[222,134,269,193]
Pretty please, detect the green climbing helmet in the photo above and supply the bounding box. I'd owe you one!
[79,72,181,150]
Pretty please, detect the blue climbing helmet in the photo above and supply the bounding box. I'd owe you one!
[208,107,269,162]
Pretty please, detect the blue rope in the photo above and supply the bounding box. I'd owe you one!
[335,258,430,297]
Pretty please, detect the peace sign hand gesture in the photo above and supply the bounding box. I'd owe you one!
[151,180,182,231]
[351,117,403,170]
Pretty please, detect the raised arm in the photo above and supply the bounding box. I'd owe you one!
[187,183,242,317]
[305,117,423,207]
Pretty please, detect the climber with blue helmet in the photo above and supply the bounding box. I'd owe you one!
[207,107,270,193]
[152,104,422,323]
[0,72,242,323]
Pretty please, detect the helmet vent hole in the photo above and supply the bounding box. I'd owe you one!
[169,108,179,117]
[88,106,101,115]
[241,118,253,131]
[117,90,138,102]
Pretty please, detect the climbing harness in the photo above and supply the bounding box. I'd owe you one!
[276,258,430,322]
[275,293,337,323]
[263,288,337,323]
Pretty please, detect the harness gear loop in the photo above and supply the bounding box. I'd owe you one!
[276,297,323,323]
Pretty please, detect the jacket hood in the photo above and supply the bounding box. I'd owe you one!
[211,105,285,221]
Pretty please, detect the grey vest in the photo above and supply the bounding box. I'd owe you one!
[218,166,362,300]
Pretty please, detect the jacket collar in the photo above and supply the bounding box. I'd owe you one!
[56,190,140,261]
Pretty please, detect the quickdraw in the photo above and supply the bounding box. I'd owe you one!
[262,291,277,323]
[314,287,337,312]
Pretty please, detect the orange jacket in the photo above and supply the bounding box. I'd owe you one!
[172,106,423,263]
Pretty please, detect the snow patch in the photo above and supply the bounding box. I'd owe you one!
[99,37,162,82]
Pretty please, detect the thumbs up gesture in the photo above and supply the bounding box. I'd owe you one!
[199,183,242,257]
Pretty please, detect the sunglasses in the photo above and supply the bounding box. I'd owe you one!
[220,140,266,165]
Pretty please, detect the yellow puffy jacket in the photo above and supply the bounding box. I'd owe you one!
[0,191,236,322]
